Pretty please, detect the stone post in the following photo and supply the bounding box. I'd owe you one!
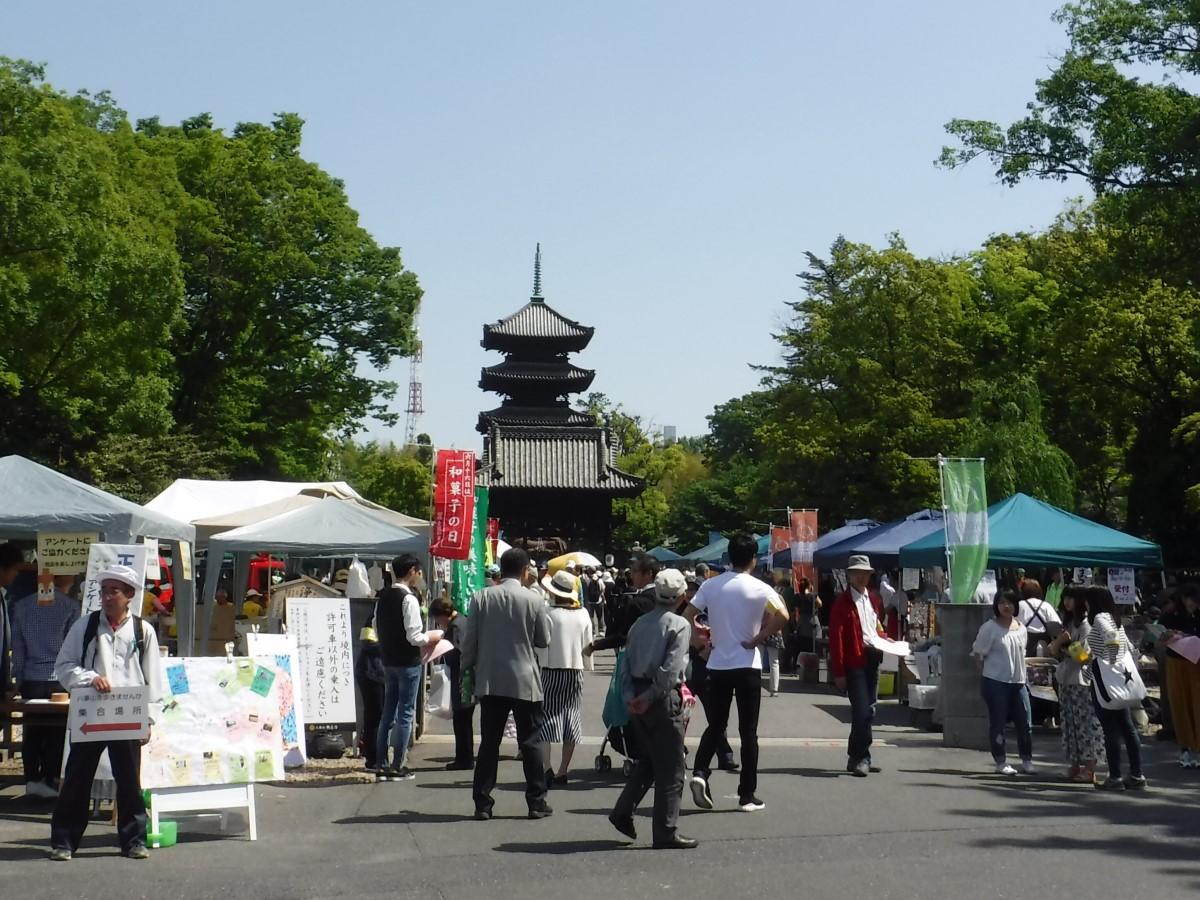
[938,602,992,750]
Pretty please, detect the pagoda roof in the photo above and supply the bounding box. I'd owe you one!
[482,298,594,352]
[476,404,595,433]
[479,426,644,496]
[479,359,595,395]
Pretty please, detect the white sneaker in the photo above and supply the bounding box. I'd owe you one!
[689,775,713,810]
[1186,751,1200,770]
[994,763,1017,777]
[1021,759,1036,775]
[1179,750,1191,768]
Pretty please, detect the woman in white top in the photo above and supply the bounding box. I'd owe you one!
[972,589,1034,776]
[1084,587,1146,791]
[1045,586,1104,783]
[537,570,594,785]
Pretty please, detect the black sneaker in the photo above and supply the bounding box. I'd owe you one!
[123,843,150,860]
[738,795,765,812]
[375,768,394,782]
[393,767,416,781]
[1124,775,1148,791]
[690,775,713,810]
[528,800,553,819]
[48,847,72,862]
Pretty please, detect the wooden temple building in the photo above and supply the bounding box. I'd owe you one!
[477,248,644,556]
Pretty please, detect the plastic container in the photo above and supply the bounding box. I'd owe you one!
[147,820,177,849]
[878,673,896,696]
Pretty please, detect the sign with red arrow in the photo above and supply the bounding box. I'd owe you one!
[70,687,150,743]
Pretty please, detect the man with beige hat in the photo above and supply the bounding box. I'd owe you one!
[829,554,886,777]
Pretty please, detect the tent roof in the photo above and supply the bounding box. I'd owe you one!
[771,518,881,568]
[145,478,363,524]
[0,455,194,543]
[899,493,1163,569]
[813,509,943,569]
[682,536,728,565]
[207,496,426,558]
[646,546,682,562]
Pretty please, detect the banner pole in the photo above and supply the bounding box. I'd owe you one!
[938,455,953,602]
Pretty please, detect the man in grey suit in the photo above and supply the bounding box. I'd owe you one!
[461,546,553,820]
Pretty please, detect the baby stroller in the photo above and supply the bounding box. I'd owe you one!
[594,651,697,776]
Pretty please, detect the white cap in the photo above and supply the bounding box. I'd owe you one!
[97,564,141,592]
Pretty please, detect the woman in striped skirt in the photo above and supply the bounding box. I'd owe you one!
[538,569,594,786]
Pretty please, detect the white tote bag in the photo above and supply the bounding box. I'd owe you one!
[425,663,453,719]
[1091,646,1146,710]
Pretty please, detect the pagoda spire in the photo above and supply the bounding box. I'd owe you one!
[532,243,543,300]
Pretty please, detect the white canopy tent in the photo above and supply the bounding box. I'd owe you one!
[0,455,198,650]
[145,478,365,525]
[200,497,428,643]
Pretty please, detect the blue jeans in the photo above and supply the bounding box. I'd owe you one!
[376,664,423,770]
[980,677,1033,764]
[846,654,880,764]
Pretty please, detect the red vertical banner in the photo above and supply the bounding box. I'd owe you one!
[430,450,476,560]
[486,517,500,561]
[789,509,818,591]
[770,526,790,569]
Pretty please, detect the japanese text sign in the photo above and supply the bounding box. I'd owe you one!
[1108,568,1136,605]
[36,532,97,575]
[286,596,356,728]
[70,686,149,743]
[83,543,147,615]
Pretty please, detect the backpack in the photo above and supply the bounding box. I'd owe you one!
[586,576,603,606]
[81,611,152,684]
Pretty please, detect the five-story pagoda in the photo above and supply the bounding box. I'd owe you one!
[477,247,643,555]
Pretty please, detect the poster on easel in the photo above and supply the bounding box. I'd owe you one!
[140,656,288,789]
[244,632,308,765]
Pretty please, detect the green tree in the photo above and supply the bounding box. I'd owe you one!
[0,59,184,469]
[141,112,423,478]
[941,0,1200,559]
[332,440,431,518]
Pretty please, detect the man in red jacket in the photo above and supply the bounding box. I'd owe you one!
[829,555,886,777]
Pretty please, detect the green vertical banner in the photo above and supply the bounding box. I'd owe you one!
[451,486,489,615]
[941,458,988,604]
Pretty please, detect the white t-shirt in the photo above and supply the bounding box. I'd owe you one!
[1018,598,1061,635]
[690,571,781,671]
[971,618,1028,684]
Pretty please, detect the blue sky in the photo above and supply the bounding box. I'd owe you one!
[6,1,1079,451]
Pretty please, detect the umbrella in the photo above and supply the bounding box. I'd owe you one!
[547,551,602,574]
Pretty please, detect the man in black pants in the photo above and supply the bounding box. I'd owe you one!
[49,565,163,861]
[685,534,787,813]
[461,547,552,820]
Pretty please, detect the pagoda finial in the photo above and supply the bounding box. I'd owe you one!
[531,243,543,300]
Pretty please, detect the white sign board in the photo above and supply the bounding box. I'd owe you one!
[1108,567,1136,605]
[37,532,98,575]
[1072,567,1094,586]
[83,543,148,615]
[286,596,355,727]
[901,568,920,591]
[70,686,149,743]
[245,632,308,765]
[144,537,160,581]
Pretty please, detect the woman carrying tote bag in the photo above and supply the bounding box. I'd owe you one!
[1085,587,1147,791]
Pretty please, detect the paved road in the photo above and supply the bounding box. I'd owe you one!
[3,664,1198,900]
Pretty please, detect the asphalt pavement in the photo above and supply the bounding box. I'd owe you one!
[2,659,1198,900]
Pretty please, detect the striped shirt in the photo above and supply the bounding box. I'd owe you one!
[1086,612,1130,664]
[11,591,79,683]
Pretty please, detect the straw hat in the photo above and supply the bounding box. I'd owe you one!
[541,570,580,605]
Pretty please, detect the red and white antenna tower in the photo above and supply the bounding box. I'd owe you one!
[403,337,424,447]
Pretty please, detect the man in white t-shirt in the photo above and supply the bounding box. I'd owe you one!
[684,534,787,813]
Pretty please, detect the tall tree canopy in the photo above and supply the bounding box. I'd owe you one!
[0,59,421,486]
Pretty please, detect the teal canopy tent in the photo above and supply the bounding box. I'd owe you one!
[898,493,1163,569]
[646,545,682,562]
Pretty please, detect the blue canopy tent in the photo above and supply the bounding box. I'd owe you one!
[898,493,1163,569]
[682,536,728,565]
[646,545,683,562]
[813,509,944,569]
[770,518,881,568]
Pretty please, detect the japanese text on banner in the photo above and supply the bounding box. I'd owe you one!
[430,449,476,560]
